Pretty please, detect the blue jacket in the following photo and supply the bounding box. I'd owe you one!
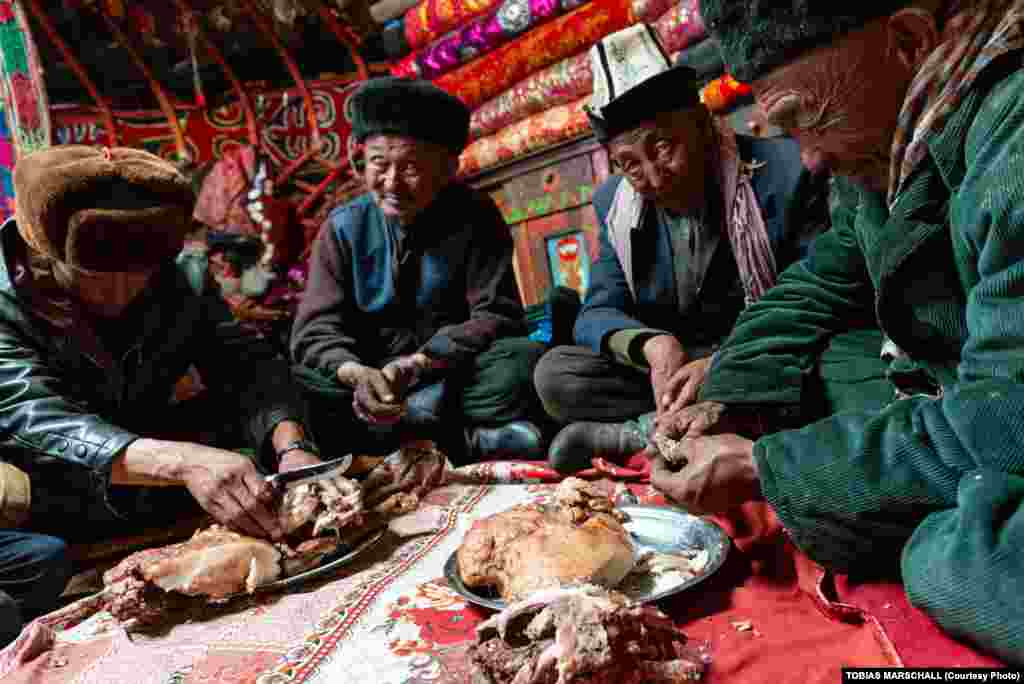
[575,134,826,357]
[291,184,525,375]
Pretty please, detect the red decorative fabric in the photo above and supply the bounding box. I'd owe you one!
[404,0,506,51]
[192,145,260,235]
[631,0,674,23]
[50,79,365,172]
[434,0,635,110]
[392,0,581,81]
[0,460,1006,683]
[468,47,684,142]
[468,51,591,140]
[652,0,705,54]
[459,95,591,175]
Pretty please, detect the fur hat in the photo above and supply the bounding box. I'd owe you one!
[700,0,913,83]
[348,77,470,154]
[13,145,194,273]
[586,24,701,143]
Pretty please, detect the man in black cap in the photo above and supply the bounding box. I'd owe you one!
[533,25,833,472]
[291,77,546,464]
[649,0,1024,664]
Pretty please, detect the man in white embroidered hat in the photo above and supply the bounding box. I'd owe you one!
[534,24,841,472]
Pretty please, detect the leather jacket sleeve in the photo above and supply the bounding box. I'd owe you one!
[0,320,140,516]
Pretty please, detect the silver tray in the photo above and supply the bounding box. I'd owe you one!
[248,529,386,594]
[445,504,731,611]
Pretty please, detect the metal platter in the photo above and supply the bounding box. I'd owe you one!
[445,505,731,611]
[249,528,386,594]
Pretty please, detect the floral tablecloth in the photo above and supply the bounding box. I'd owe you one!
[0,459,1002,683]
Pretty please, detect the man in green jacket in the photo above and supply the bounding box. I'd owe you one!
[649,0,1024,664]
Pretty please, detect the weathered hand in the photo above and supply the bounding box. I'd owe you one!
[176,444,283,540]
[649,434,760,515]
[381,352,433,400]
[654,400,729,440]
[643,335,689,416]
[662,357,713,414]
[338,362,405,425]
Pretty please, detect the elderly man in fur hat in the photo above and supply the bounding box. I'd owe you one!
[0,146,328,618]
[533,25,833,472]
[648,0,1024,663]
[291,78,547,464]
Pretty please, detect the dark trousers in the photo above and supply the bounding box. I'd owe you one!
[0,531,72,646]
[295,337,547,463]
[534,345,656,423]
[536,330,894,426]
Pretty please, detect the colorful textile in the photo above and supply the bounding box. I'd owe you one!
[469,51,591,140]
[0,1,50,154]
[0,464,1004,684]
[0,0,50,222]
[192,145,262,235]
[652,0,706,53]
[468,47,685,141]
[435,0,634,110]
[889,0,1024,203]
[404,0,504,51]
[631,0,674,23]
[392,0,585,80]
[459,96,591,175]
[50,79,363,170]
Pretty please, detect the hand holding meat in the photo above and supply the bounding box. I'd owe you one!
[649,435,760,515]
[173,443,284,540]
[652,400,730,442]
[101,442,448,628]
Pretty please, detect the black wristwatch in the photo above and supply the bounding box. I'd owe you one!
[276,438,320,459]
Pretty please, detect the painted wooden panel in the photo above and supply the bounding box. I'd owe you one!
[496,153,597,224]
[513,203,601,307]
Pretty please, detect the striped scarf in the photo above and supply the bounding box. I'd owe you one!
[889,0,1024,205]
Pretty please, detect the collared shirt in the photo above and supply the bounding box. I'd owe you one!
[660,207,721,315]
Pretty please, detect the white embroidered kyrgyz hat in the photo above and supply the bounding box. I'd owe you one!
[586,24,700,142]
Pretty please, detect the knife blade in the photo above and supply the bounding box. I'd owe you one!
[265,453,354,490]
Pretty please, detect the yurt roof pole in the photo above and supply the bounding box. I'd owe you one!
[97,5,189,161]
[236,0,322,159]
[172,0,260,149]
[24,0,120,145]
[310,0,369,82]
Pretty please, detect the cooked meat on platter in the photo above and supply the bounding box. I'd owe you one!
[101,442,446,627]
[457,478,637,602]
[468,584,708,684]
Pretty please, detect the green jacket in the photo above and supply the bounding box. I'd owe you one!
[700,60,1024,663]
